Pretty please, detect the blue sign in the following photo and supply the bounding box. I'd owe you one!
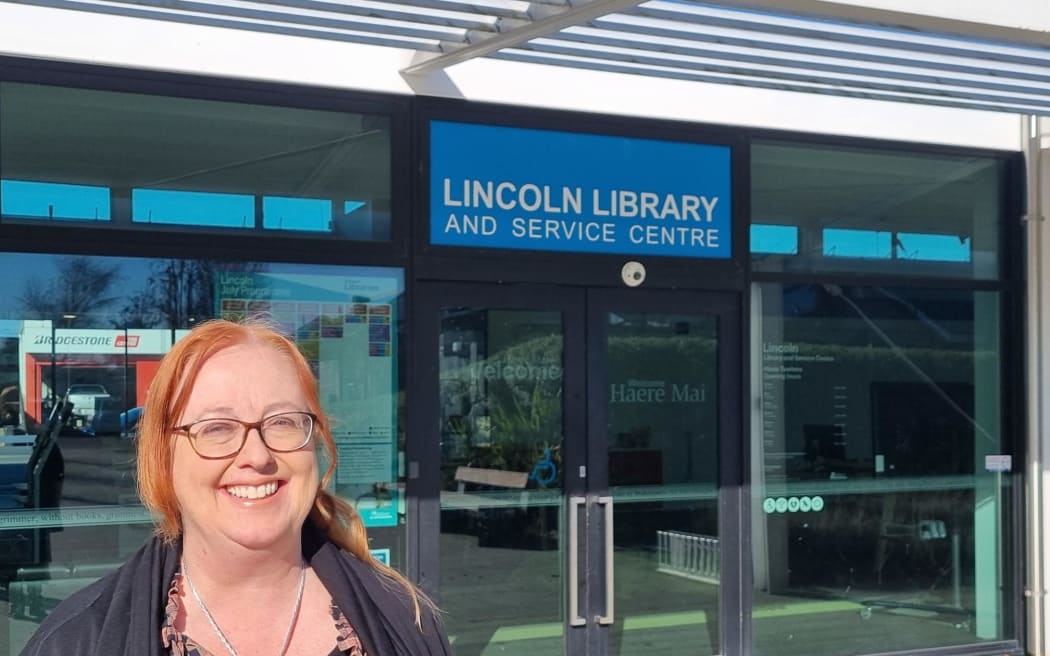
[369,548,391,566]
[430,121,731,258]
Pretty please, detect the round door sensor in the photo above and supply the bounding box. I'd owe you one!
[621,261,646,287]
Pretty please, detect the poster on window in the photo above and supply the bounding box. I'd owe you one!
[215,268,401,527]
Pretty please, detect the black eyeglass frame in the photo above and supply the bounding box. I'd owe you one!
[172,411,318,460]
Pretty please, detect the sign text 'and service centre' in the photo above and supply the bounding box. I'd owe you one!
[430,121,732,258]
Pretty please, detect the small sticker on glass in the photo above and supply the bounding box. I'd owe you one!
[985,454,1012,472]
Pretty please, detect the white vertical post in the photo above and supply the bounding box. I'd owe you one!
[1025,114,1049,656]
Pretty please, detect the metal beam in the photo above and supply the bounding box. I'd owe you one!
[712,0,1050,48]
[400,0,645,75]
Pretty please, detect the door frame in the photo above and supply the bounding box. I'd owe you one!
[407,281,587,581]
[408,281,744,655]
[584,288,744,655]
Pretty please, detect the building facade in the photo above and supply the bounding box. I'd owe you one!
[0,2,1045,655]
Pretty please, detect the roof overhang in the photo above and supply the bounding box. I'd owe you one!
[1,0,1047,142]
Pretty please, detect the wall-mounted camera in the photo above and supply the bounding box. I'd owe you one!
[621,261,646,288]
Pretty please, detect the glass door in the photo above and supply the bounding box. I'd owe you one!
[416,283,586,656]
[586,288,738,656]
[414,284,738,656]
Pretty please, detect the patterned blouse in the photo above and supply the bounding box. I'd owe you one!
[161,572,367,656]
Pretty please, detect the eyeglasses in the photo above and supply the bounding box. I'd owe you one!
[173,411,316,459]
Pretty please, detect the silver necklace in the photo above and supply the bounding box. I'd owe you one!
[181,558,306,656]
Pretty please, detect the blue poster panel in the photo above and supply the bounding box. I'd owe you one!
[430,121,732,258]
[214,268,401,528]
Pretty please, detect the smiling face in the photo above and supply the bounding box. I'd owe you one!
[172,341,319,556]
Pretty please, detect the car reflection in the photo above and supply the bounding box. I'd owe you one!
[87,402,142,439]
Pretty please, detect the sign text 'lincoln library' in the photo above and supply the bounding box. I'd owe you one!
[430,121,732,258]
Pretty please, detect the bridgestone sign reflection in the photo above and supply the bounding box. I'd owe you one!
[21,322,172,355]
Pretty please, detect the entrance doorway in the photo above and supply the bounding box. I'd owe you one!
[414,283,740,656]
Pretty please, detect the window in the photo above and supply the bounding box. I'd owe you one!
[750,283,1013,654]
[0,251,406,652]
[750,141,1002,279]
[1,180,111,221]
[751,224,799,255]
[0,82,393,240]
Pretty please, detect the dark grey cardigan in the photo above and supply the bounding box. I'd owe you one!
[19,524,452,656]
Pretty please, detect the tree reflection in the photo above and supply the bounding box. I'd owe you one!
[18,257,121,327]
[119,259,264,329]
[15,256,267,330]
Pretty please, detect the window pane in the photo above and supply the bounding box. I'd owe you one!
[132,189,255,228]
[823,228,892,258]
[0,82,392,240]
[439,308,566,653]
[263,196,332,232]
[606,310,720,656]
[751,141,1003,279]
[751,283,1013,655]
[0,252,406,652]
[751,224,798,255]
[896,232,972,262]
[1,180,110,221]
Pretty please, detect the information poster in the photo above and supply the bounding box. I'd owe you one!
[216,269,400,527]
[760,339,844,485]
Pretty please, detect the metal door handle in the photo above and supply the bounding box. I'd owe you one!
[568,496,587,626]
[596,495,614,625]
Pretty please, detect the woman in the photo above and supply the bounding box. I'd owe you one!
[21,319,452,656]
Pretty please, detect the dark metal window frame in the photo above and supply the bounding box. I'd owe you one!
[743,130,1026,656]
[0,55,413,269]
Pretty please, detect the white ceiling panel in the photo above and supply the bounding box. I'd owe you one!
[5,0,1050,116]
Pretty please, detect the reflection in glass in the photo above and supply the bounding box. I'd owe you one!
[263,196,332,232]
[750,141,1002,279]
[0,251,407,654]
[822,228,892,259]
[606,312,719,656]
[751,283,1011,655]
[1,81,393,240]
[0,180,111,221]
[132,189,255,228]
[439,308,565,655]
[751,224,798,255]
